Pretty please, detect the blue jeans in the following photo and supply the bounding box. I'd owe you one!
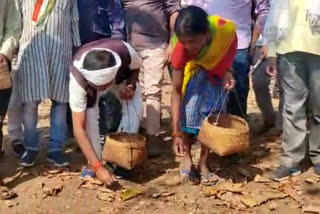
[227,48,250,117]
[23,100,67,152]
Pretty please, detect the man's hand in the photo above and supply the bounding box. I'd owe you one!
[172,136,187,157]
[163,43,174,68]
[266,57,277,77]
[96,167,118,187]
[120,84,135,100]
[261,46,268,59]
[0,54,9,66]
[223,71,236,90]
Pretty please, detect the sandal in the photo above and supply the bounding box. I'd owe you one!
[200,173,219,186]
[180,169,200,185]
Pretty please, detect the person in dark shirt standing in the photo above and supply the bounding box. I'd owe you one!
[122,0,180,158]
[77,0,126,44]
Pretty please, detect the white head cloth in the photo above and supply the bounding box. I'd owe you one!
[73,48,122,86]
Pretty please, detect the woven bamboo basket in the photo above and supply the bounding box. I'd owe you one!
[198,114,249,156]
[102,133,146,170]
[0,63,11,90]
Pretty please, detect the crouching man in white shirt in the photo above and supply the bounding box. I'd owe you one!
[69,39,142,186]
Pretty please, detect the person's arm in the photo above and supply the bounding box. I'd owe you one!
[0,0,21,63]
[69,76,117,186]
[249,23,261,57]
[164,0,180,34]
[72,111,100,165]
[253,0,270,35]
[171,68,183,135]
[71,0,81,48]
[171,68,187,156]
[106,0,126,41]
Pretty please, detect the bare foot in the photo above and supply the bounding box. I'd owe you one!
[180,153,199,184]
[197,144,219,186]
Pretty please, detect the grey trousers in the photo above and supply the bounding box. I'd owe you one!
[278,52,320,167]
[252,48,283,129]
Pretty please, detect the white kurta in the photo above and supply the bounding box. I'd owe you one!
[16,0,81,103]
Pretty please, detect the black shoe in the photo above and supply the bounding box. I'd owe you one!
[146,135,162,159]
[271,165,301,182]
[11,140,25,158]
[114,166,133,179]
[20,150,38,167]
[47,151,70,167]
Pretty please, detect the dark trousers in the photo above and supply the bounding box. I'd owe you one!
[227,48,250,118]
[0,88,12,151]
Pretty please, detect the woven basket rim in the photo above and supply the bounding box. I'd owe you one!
[106,132,146,148]
[205,114,249,133]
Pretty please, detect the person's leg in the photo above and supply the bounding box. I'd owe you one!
[272,53,308,181]
[0,88,12,157]
[227,48,250,118]
[7,71,25,157]
[198,143,219,183]
[252,60,276,130]
[139,47,166,157]
[47,100,68,167]
[180,134,199,183]
[21,101,40,167]
[306,53,320,170]
[142,47,165,135]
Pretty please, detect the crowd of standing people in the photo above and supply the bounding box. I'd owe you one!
[0,0,320,194]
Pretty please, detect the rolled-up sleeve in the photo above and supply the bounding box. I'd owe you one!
[0,0,21,61]
[164,0,180,16]
[254,0,270,35]
[106,0,126,41]
[71,0,81,47]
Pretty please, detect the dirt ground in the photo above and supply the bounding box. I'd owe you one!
[0,72,320,214]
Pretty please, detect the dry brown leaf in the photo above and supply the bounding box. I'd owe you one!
[241,196,259,208]
[241,191,287,208]
[152,191,175,198]
[38,181,45,189]
[0,186,17,200]
[47,169,63,175]
[42,185,63,198]
[80,183,97,190]
[203,183,244,197]
[285,187,304,205]
[305,178,317,184]
[58,172,81,177]
[100,188,114,193]
[268,201,278,210]
[84,177,104,186]
[303,202,320,213]
[254,175,271,183]
[3,170,23,184]
[6,201,14,207]
[97,192,115,202]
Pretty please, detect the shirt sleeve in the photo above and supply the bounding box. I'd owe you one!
[253,0,270,35]
[171,41,190,71]
[267,40,278,58]
[69,74,87,112]
[107,0,127,41]
[122,42,142,70]
[0,0,21,61]
[71,0,81,47]
[164,0,181,16]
